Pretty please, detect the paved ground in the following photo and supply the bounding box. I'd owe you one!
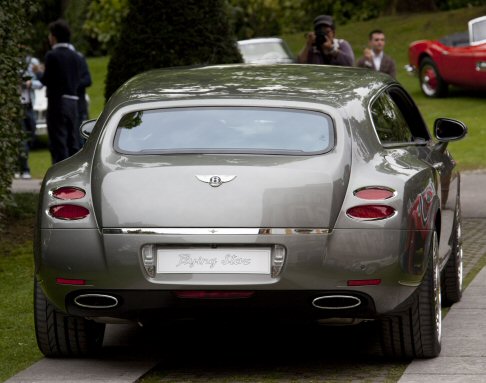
[9,178,42,194]
[398,170,486,383]
[399,268,486,383]
[6,171,486,383]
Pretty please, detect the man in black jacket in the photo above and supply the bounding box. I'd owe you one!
[35,19,81,163]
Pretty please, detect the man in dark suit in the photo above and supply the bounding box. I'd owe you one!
[356,29,396,78]
[35,19,81,163]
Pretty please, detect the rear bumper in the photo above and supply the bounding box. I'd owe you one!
[37,227,429,316]
[64,289,377,321]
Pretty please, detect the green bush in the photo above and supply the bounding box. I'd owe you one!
[229,0,281,39]
[0,0,37,218]
[104,0,242,101]
[83,0,129,55]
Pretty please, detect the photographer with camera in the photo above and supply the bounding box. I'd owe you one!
[297,15,354,66]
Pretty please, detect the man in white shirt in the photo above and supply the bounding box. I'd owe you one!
[356,29,396,78]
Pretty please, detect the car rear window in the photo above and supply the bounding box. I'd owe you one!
[114,107,334,155]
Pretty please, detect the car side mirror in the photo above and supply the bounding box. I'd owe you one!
[80,119,96,139]
[434,118,467,142]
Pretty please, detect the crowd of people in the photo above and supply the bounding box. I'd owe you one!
[16,15,395,180]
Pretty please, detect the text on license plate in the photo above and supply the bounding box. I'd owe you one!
[156,248,271,274]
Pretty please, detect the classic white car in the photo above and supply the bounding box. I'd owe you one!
[237,37,295,64]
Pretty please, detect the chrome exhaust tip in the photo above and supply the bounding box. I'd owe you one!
[74,294,119,309]
[312,295,361,310]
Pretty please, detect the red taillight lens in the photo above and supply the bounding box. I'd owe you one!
[52,187,86,200]
[347,279,381,286]
[354,187,395,200]
[175,291,254,299]
[346,205,396,220]
[49,204,90,220]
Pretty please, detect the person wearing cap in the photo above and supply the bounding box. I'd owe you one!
[356,29,396,78]
[297,15,354,66]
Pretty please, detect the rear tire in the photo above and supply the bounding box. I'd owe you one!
[380,231,442,359]
[442,208,463,306]
[419,57,448,98]
[34,279,105,357]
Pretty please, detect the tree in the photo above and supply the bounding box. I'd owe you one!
[64,0,91,54]
[29,0,63,58]
[83,0,129,54]
[0,0,37,217]
[104,0,242,101]
[228,0,281,40]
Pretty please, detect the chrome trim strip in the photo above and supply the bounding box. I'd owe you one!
[103,228,330,235]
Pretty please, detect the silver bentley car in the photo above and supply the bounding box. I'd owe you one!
[34,64,467,359]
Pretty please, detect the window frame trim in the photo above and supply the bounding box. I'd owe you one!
[112,105,337,156]
[368,85,431,148]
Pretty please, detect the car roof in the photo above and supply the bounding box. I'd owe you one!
[107,64,395,111]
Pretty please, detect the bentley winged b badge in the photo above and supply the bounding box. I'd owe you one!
[196,175,237,187]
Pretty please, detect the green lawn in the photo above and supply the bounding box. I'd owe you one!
[86,56,110,118]
[0,194,42,382]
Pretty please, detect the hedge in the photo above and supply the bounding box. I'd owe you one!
[104,0,242,101]
[0,0,37,218]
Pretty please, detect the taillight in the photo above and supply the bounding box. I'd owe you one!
[49,204,89,220]
[52,186,86,200]
[346,205,396,220]
[354,187,395,200]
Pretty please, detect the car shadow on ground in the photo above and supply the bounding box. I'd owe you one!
[100,319,408,381]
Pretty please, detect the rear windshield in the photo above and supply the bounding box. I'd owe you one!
[114,107,334,155]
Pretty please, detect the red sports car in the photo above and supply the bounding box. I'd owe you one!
[408,16,486,97]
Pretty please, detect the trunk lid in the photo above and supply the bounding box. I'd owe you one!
[93,153,350,229]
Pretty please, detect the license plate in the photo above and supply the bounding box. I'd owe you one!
[156,248,271,274]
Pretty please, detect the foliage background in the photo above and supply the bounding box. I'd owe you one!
[104,0,242,100]
[0,0,37,218]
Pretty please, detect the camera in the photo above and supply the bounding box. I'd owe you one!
[314,30,328,50]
